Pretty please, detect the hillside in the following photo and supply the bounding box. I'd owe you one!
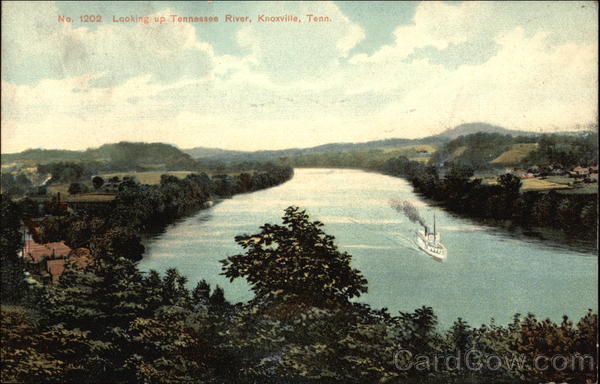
[2,149,84,163]
[491,143,538,165]
[4,123,593,171]
[432,123,536,140]
[433,130,597,168]
[182,146,250,159]
[183,135,448,162]
[2,142,197,171]
[182,122,540,162]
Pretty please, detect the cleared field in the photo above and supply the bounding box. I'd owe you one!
[521,178,571,191]
[65,194,117,203]
[47,183,72,196]
[47,170,248,198]
[409,157,431,164]
[491,143,538,165]
[383,144,438,154]
[482,177,572,191]
[558,184,598,194]
[47,171,196,197]
[100,171,194,185]
[452,146,467,157]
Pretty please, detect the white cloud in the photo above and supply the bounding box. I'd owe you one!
[351,2,483,64]
[236,1,365,83]
[1,1,597,153]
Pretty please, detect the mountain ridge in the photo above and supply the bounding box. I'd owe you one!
[3,123,595,164]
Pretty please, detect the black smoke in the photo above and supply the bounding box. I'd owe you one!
[390,199,426,228]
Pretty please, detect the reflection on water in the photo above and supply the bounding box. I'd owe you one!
[140,168,597,327]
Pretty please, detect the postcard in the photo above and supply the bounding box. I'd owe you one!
[1,1,598,383]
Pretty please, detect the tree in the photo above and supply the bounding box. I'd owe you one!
[498,173,522,194]
[92,176,104,190]
[68,182,88,195]
[191,279,211,306]
[1,308,94,383]
[221,206,368,307]
[0,196,25,303]
[90,226,145,263]
[1,174,31,196]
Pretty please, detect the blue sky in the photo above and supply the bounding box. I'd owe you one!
[1,1,598,152]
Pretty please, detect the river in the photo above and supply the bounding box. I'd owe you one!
[139,168,598,327]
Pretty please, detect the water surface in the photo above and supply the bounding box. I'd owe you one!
[140,169,597,327]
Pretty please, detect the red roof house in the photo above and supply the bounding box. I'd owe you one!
[46,259,66,284]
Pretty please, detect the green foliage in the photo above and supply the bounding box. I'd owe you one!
[91,142,198,171]
[1,173,33,196]
[68,182,89,195]
[221,207,368,308]
[38,161,90,184]
[1,206,598,383]
[497,174,522,194]
[523,133,598,168]
[1,307,95,383]
[91,176,104,190]
[382,155,597,239]
[432,133,517,168]
[7,142,203,174]
[90,227,145,263]
[1,196,25,303]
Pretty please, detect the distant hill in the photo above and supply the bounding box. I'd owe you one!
[3,142,197,171]
[182,123,540,162]
[433,123,536,140]
[4,122,593,170]
[183,146,249,159]
[2,149,85,163]
[183,136,446,162]
[432,130,597,168]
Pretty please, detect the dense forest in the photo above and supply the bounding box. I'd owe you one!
[270,132,598,170]
[21,165,294,261]
[2,142,201,180]
[380,157,597,240]
[1,204,596,383]
[432,132,598,169]
[257,133,597,240]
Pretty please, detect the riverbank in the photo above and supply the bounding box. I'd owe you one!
[289,165,597,252]
[27,165,295,273]
[140,168,597,328]
[4,168,596,384]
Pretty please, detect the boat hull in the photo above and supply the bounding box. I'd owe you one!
[414,231,448,261]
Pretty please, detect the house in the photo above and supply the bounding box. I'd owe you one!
[23,240,69,260]
[548,166,566,176]
[65,193,117,212]
[21,226,73,284]
[572,166,590,176]
[512,169,534,179]
[46,259,65,284]
[528,166,540,174]
[44,248,93,284]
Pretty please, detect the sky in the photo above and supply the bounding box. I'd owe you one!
[1,1,598,153]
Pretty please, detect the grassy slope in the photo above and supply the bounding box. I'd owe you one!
[47,171,198,200]
[482,175,597,193]
[99,171,195,185]
[491,143,538,165]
